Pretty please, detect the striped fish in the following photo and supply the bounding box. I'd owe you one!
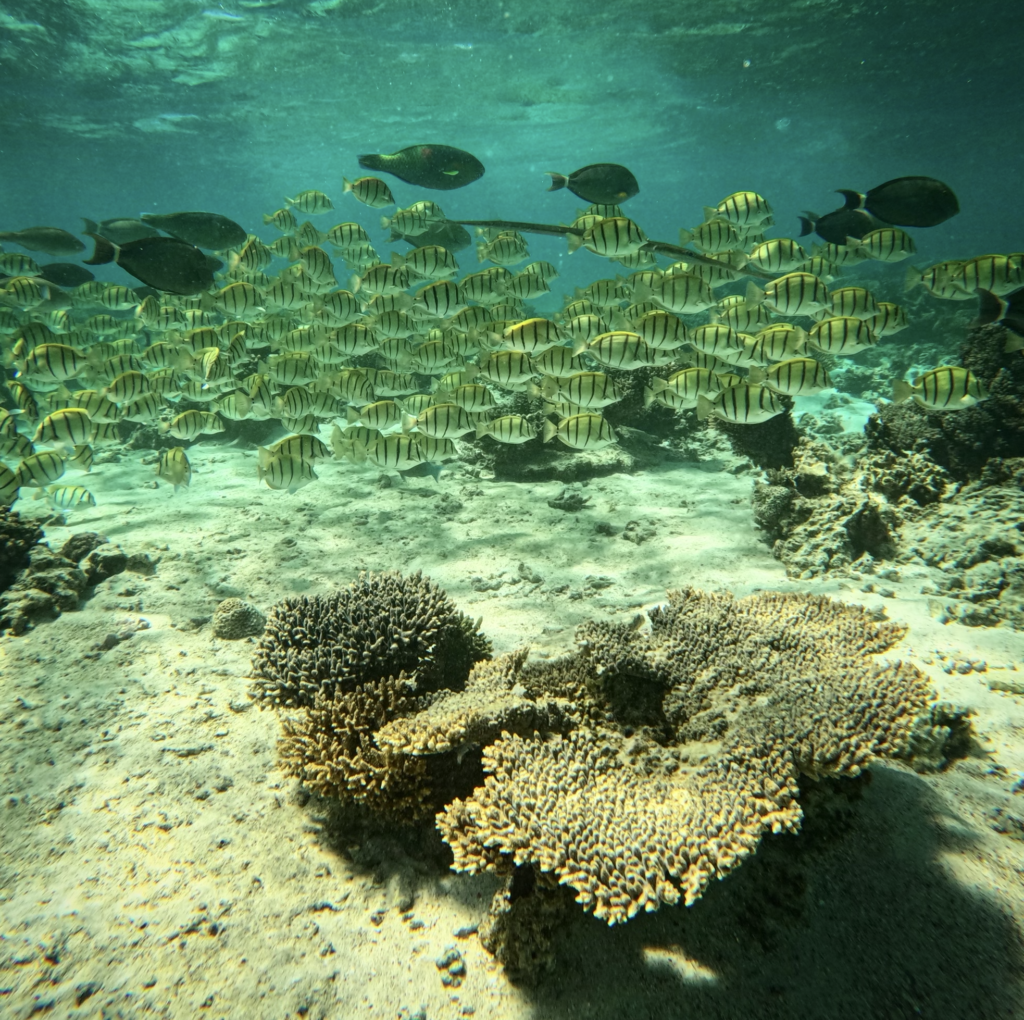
[542,412,616,450]
[120,393,166,423]
[477,232,529,267]
[364,433,426,471]
[104,370,149,405]
[327,222,371,249]
[286,189,333,215]
[697,383,786,424]
[343,176,395,208]
[575,331,664,369]
[19,343,89,383]
[16,450,66,487]
[678,218,741,254]
[433,384,495,413]
[212,391,252,421]
[269,434,332,463]
[639,272,715,315]
[745,238,807,273]
[43,484,95,510]
[572,217,647,258]
[0,464,19,506]
[476,350,535,389]
[904,261,972,300]
[345,399,404,431]
[392,245,459,280]
[498,318,563,355]
[33,408,93,447]
[644,368,721,410]
[748,273,829,317]
[851,227,916,262]
[415,279,463,318]
[257,451,318,492]
[748,324,808,363]
[506,272,551,301]
[807,316,878,355]
[711,191,773,226]
[541,371,624,409]
[263,207,298,232]
[870,302,909,336]
[634,310,688,350]
[475,415,536,444]
[563,314,605,345]
[161,410,224,441]
[954,254,1024,297]
[688,323,745,359]
[893,367,988,411]
[274,386,340,419]
[826,286,880,320]
[749,358,832,396]
[156,446,192,489]
[402,402,475,439]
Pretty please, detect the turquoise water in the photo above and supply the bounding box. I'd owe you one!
[3,3,1024,1019]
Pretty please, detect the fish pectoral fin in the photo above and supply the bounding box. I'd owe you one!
[442,170,459,176]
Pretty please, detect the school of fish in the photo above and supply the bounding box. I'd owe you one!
[0,169,1019,513]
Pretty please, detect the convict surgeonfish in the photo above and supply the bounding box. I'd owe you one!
[343,176,396,208]
[358,144,485,190]
[141,211,247,250]
[546,164,639,205]
[542,412,616,450]
[156,446,192,490]
[0,227,85,256]
[697,383,786,424]
[893,367,987,410]
[41,484,96,511]
[85,235,215,295]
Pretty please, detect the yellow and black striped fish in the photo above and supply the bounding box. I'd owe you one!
[542,412,616,450]
[806,316,878,355]
[16,450,66,487]
[749,358,832,396]
[893,367,988,411]
[343,176,395,209]
[475,415,537,444]
[156,446,192,489]
[33,407,93,447]
[697,383,785,424]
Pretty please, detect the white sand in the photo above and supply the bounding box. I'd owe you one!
[2,431,1024,1018]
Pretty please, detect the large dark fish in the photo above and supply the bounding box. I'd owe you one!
[84,234,215,295]
[140,211,247,250]
[357,144,485,190]
[798,206,881,245]
[837,176,959,228]
[82,216,160,245]
[546,163,639,205]
[36,263,95,288]
[0,226,85,257]
[389,219,471,253]
[977,286,1024,339]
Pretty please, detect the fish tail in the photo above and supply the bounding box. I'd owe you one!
[83,233,116,266]
[975,289,1005,327]
[892,380,913,403]
[797,213,817,236]
[545,172,568,193]
[836,189,864,210]
[82,217,99,234]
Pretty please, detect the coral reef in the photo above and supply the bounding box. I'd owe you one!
[753,439,952,578]
[0,543,88,636]
[212,597,266,639]
[867,323,1024,480]
[436,588,932,926]
[253,572,935,956]
[248,570,492,710]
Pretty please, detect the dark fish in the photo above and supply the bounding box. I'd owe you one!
[399,461,443,482]
[546,163,639,205]
[357,144,485,191]
[140,211,247,250]
[82,216,161,245]
[977,286,1024,339]
[36,263,95,288]
[84,234,215,295]
[0,226,85,256]
[836,176,959,228]
[798,207,880,245]
[389,219,472,253]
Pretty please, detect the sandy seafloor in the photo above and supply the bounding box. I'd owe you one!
[3,407,1024,1020]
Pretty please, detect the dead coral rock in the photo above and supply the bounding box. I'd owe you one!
[0,508,43,595]
[82,545,128,587]
[0,543,87,635]
[248,570,492,710]
[212,598,266,640]
[756,440,946,578]
[902,481,1024,628]
[59,531,106,565]
[437,588,933,926]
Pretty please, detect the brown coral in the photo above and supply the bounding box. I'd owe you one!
[248,570,491,709]
[436,588,933,925]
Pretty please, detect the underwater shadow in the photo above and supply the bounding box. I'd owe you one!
[521,766,1024,1020]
